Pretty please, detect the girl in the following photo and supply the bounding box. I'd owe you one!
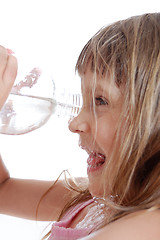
[0,13,160,240]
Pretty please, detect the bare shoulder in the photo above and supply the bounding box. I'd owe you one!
[83,208,160,240]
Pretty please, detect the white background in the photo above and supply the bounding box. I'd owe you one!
[0,0,159,239]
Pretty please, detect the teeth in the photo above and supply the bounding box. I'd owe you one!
[98,153,105,159]
[88,160,105,168]
[90,152,105,158]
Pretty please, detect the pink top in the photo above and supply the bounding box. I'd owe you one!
[49,199,94,240]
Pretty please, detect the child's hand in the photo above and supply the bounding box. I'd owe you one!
[0,155,9,184]
[0,46,17,110]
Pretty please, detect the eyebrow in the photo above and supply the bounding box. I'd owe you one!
[88,81,122,103]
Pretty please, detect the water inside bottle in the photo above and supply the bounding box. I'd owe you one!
[0,68,82,135]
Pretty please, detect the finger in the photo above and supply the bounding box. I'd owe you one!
[0,54,18,109]
[3,54,18,87]
[0,45,8,79]
[2,55,18,84]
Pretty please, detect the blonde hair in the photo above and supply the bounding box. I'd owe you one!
[43,13,160,238]
[76,12,160,215]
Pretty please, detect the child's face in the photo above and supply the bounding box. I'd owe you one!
[69,68,124,197]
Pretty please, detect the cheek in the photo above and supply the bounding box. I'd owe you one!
[96,118,118,154]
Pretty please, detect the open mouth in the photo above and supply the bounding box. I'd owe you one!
[87,152,106,173]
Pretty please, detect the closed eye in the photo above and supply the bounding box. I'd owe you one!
[95,97,108,106]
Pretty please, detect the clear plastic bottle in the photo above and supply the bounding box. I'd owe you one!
[0,67,82,135]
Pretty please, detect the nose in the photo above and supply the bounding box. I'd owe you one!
[68,110,90,134]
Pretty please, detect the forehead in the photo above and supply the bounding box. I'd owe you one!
[81,69,123,102]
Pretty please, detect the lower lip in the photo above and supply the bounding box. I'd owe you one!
[87,154,105,174]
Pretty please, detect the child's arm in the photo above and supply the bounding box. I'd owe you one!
[0,45,85,221]
[0,155,85,221]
